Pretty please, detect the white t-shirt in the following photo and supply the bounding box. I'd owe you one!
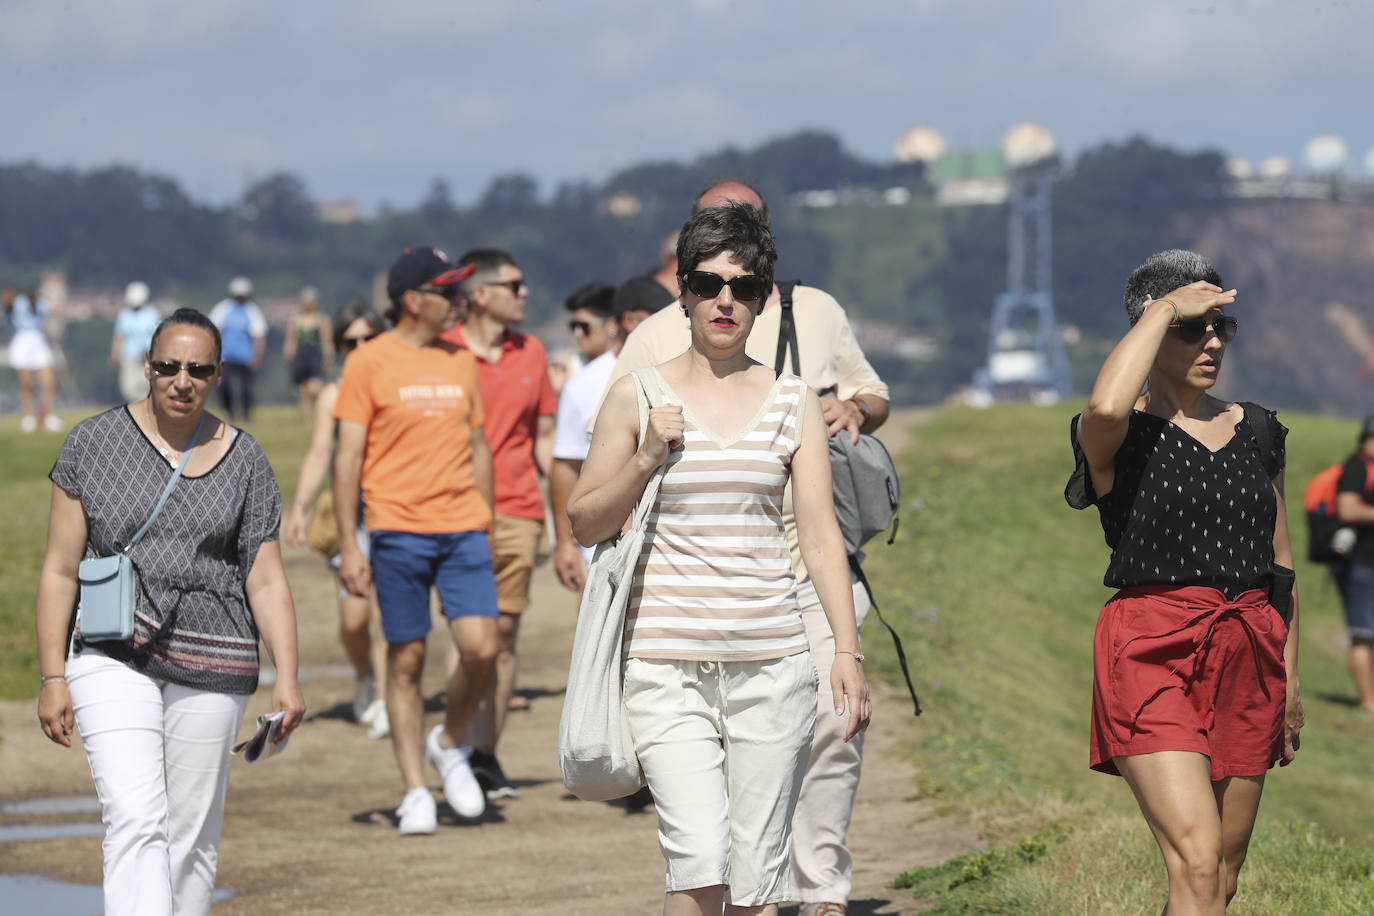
[553,349,617,564]
[553,349,617,462]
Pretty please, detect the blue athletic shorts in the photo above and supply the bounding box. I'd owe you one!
[369,530,499,643]
[1334,562,1374,641]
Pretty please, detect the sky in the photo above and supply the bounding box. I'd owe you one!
[3,0,1371,210]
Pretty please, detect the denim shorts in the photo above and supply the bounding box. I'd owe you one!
[1334,563,1374,640]
[369,530,498,643]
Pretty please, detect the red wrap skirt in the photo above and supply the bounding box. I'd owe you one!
[1090,584,1288,780]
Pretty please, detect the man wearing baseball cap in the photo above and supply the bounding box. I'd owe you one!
[333,246,501,834]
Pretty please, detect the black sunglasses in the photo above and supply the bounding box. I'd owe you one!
[568,320,597,334]
[149,359,219,379]
[483,278,525,295]
[339,333,380,353]
[1171,315,1238,344]
[681,270,767,303]
[416,285,459,302]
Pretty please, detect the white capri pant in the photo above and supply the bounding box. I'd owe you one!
[624,652,817,907]
[791,574,871,904]
[66,648,250,916]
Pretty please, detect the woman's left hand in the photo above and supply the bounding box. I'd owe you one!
[271,676,306,744]
[831,654,872,742]
[1280,687,1304,765]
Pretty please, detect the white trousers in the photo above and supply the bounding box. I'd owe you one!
[791,574,871,904]
[66,649,250,916]
[624,653,817,907]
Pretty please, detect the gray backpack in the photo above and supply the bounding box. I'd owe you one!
[775,281,918,715]
[830,432,901,556]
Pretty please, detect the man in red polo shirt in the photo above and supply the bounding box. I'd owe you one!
[441,248,556,800]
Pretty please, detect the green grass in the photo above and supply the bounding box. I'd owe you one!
[863,404,1374,913]
[0,404,311,699]
[6,401,1374,910]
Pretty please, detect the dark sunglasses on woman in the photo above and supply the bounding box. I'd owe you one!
[680,270,768,303]
[1170,315,1239,344]
[339,333,380,353]
[149,359,219,379]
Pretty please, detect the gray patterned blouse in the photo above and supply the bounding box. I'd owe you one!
[51,406,282,695]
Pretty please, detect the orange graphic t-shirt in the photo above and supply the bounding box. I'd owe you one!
[333,332,491,534]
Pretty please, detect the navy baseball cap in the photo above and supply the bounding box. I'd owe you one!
[386,246,476,301]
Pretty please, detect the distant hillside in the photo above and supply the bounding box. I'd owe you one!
[3,134,1373,412]
[1185,199,1374,414]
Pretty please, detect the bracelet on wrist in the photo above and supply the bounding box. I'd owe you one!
[1153,298,1180,323]
[40,674,67,686]
[836,650,865,663]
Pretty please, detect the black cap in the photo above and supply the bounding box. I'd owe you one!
[386,246,476,301]
[613,274,676,318]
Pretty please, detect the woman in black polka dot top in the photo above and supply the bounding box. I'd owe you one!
[1066,249,1303,914]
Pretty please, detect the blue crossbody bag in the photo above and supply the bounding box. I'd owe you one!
[77,415,204,641]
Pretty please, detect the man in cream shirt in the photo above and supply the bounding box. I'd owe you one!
[599,180,891,916]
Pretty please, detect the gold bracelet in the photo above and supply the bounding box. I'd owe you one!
[1154,298,1179,322]
[40,674,67,686]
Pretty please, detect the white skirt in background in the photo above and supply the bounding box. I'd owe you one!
[8,329,54,370]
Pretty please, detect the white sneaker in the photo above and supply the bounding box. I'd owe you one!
[395,787,436,836]
[424,725,485,818]
[363,699,390,740]
[42,414,62,432]
[19,415,37,434]
[352,675,377,724]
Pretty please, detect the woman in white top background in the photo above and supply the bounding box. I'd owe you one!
[569,202,869,916]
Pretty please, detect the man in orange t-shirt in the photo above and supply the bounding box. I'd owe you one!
[334,246,499,835]
[440,248,556,800]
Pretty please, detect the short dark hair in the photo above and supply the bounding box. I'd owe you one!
[564,282,615,319]
[149,308,221,362]
[332,299,390,353]
[1123,250,1224,325]
[676,201,777,294]
[690,178,770,226]
[457,248,518,297]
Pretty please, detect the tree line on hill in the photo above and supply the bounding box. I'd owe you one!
[1,131,1229,406]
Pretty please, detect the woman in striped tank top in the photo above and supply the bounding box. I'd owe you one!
[570,202,870,915]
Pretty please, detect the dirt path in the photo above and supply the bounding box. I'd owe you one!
[0,409,981,914]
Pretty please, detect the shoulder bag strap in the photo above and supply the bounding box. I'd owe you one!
[773,280,800,377]
[850,556,922,716]
[628,368,668,532]
[125,412,206,552]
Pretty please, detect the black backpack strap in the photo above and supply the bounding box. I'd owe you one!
[773,280,800,376]
[850,555,922,716]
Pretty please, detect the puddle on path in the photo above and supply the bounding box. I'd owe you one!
[0,874,233,914]
[0,795,104,843]
[0,821,105,842]
[0,795,232,911]
[259,663,356,685]
[1,795,101,815]
[0,874,104,915]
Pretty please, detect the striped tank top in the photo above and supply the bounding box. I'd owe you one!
[625,368,810,662]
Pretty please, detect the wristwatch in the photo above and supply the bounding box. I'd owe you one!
[851,396,872,424]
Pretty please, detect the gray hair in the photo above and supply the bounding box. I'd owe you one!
[1123,249,1223,325]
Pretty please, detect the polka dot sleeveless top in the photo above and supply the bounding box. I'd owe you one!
[1066,402,1287,597]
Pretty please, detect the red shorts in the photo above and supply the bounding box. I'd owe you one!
[1090,585,1288,781]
